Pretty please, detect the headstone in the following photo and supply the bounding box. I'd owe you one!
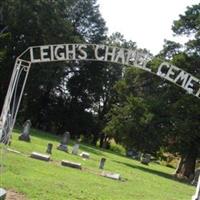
[57,131,70,152]
[141,153,151,165]
[62,131,70,144]
[61,160,82,169]
[31,152,50,161]
[80,151,90,159]
[192,175,200,200]
[192,169,200,186]
[126,149,138,158]
[18,120,31,142]
[101,172,121,180]
[99,157,106,169]
[46,143,53,154]
[72,144,79,155]
[135,152,142,161]
[0,188,6,200]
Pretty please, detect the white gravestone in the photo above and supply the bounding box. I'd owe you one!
[18,120,31,142]
[31,152,50,161]
[72,144,79,155]
[80,151,90,159]
[57,131,70,152]
[101,172,121,180]
[61,160,82,169]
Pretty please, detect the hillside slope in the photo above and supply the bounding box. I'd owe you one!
[0,129,195,200]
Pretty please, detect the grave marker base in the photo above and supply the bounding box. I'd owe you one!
[61,160,82,169]
[101,172,121,180]
[31,152,50,161]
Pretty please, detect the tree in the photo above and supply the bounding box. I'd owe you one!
[158,4,200,178]
[94,32,137,147]
[0,0,108,140]
[103,64,168,154]
[104,93,154,152]
[66,0,107,43]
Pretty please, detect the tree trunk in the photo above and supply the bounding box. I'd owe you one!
[92,133,98,146]
[175,142,198,179]
[99,133,105,148]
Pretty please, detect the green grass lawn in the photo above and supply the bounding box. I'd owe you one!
[0,129,196,200]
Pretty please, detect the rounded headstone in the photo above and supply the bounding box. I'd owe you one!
[18,120,31,142]
[61,131,70,145]
[72,144,79,155]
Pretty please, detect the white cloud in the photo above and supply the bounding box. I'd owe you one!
[98,0,200,54]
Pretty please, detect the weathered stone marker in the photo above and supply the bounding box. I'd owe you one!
[46,143,53,154]
[101,172,121,180]
[61,160,82,169]
[72,144,79,155]
[99,157,106,169]
[57,131,70,152]
[141,153,151,165]
[0,188,6,200]
[18,120,31,142]
[135,152,142,161]
[80,151,90,159]
[31,152,50,161]
[126,149,138,158]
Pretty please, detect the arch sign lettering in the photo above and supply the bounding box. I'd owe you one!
[30,44,200,97]
[0,43,200,143]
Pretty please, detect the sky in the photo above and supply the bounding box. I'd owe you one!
[98,0,200,55]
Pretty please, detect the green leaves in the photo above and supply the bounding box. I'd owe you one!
[104,66,156,152]
[172,4,200,37]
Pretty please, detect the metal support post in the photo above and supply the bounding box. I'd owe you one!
[192,175,200,200]
[0,59,31,143]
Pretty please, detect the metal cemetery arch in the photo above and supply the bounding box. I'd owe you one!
[1,43,200,142]
[0,43,200,200]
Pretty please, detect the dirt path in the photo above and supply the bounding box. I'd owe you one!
[5,190,27,200]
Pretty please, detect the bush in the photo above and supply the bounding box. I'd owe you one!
[109,142,125,155]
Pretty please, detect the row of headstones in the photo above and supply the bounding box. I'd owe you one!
[18,128,102,166]
[18,123,103,165]
[18,120,120,181]
[18,121,85,155]
[31,151,106,170]
[30,151,119,180]
[128,149,200,186]
[47,142,90,159]
[18,120,151,165]
[126,149,151,165]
